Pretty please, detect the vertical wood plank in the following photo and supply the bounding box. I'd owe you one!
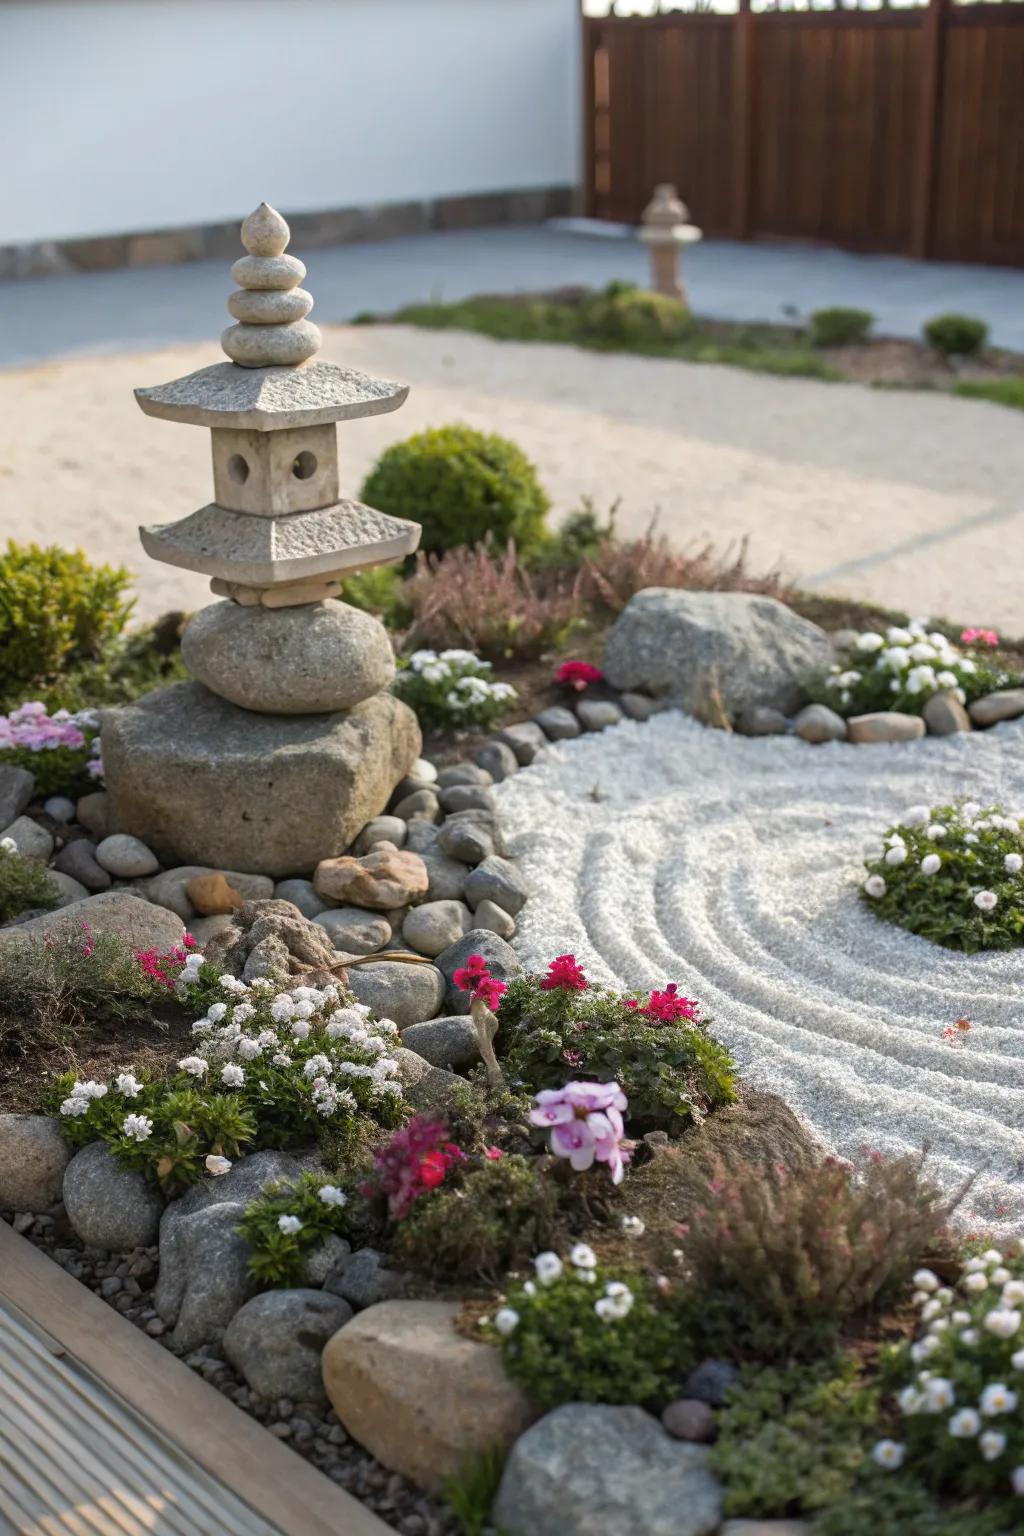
[732,0,754,239]
[582,16,597,219]
[910,0,947,258]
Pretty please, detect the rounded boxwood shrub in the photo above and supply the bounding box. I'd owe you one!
[359,425,550,557]
[579,281,695,349]
[0,542,135,700]
[809,307,874,348]
[923,313,989,358]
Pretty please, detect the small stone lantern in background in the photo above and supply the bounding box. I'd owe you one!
[639,184,702,306]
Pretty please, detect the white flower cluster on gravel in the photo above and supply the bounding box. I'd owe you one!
[494,711,1024,1238]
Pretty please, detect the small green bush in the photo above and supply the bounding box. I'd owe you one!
[360,425,550,557]
[578,282,695,349]
[956,378,1024,414]
[0,542,135,699]
[393,1154,560,1280]
[815,1481,1016,1536]
[339,565,411,628]
[0,839,59,924]
[443,1446,508,1536]
[393,649,517,731]
[862,800,1024,953]
[237,1171,355,1287]
[487,1250,680,1410]
[924,313,989,358]
[809,307,874,348]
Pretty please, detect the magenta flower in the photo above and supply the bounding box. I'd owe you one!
[529,1080,630,1184]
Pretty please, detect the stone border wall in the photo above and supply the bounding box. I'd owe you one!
[0,185,577,284]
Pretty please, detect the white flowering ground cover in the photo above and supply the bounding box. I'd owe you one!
[494,712,1024,1238]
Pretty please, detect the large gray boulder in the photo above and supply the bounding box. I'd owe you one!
[63,1142,164,1251]
[101,681,421,878]
[436,930,523,1015]
[0,1114,71,1212]
[0,890,184,953]
[492,1404,723,1536]
[223,1288,352,1401]
[154,1150,302,1350]
[603,590,829,721]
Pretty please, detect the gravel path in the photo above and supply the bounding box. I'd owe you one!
[494,713,1024,1238]
[3,325,1023,628]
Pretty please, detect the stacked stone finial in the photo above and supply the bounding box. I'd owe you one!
[639,184,702,304]
[222,203,322,368]
[100,203,424,876]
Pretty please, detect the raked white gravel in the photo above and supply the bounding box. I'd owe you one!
[494,711,1024,1239]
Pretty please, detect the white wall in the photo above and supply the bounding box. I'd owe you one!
[0,0,580,245]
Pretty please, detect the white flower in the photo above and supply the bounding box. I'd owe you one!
[920,1298,945,1322]
[909,642,936,662]
[914,1269,941,1294]
[522,1280,537,1297]
[114,1072,142,1097]
[936,670,959,689]
[964,1271,989,1293]
[924,1377,955,1410]
[277,1215,303,1236]
[871,1439,905,1469]
[221,1063,245,1088]
[494,1308,520,1336]
[594,1296,626,1323]
[837,670,862,688]
[980,1383,1018,1415]
[122,1113,153,1142]
[205,1154,232,1176]
[949,1407,981,1438]
[1006,853,1023,874]
[856,632,885,652]
[982,1249,1004,1264]
[272,1051,292,1067]
[317,1184,347,1207]
[885,845,908,866]
[1011,1349,1024,1370]
[887,627,913,646]
[980,1430,1007,1461]
[291,1021,312,1041]
[207,1002,228,1023]
[898,1385,925,1414]
[59,1094,90,1118]
[863,874,887,899]
[921,854,941,876]
[77,1080,107,1100]
[620,1215,645,1237]
[992,1267,1012,1286]
[178,1055,209,1078]
[965,1256,988,1273]
[953,1310,972,1326]
[570,1243,597,1270]
[960,658,977,675]
[983,1309,1021,1339]
[534,1252,563,1287]
[960,1329,980,1346]
[974,890,998,911]
[927,824,947,839]
[0,836,17,853]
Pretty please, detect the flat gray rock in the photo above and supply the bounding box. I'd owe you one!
[52,838,111,891]
[436,763,493,789]
[464,856,528,917]
[0,891,184,952]
[401,1016,480,1071]
[63,1142,164,1252]
[577,699,623,731]
[496,721,547,764]
[0,765,34,828]
[0,1114,70,1212]
[436,817,494,865]
[493,1404,723,1536]
[101,683,421,878]
[347,960,446,1027]
[475,741,518,782]
[223,1288,352,1401]
[272,877,328,918]
[969,689,1024,726]
[354,816,407,854]
[472,898,516,940]
[314,905,392,955]
[535,706,581,740]
[604,590,830,721]
[44,869,91,908]
[136,359,409,430]
[438,784,497,815]
[419,849,469,903]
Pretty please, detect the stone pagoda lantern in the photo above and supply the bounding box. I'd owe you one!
[639,184,702,305]
[101,203,422,878]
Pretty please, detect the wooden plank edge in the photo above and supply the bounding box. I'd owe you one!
[0,1220,394,1536]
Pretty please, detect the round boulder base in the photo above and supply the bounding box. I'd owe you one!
[181,599,394,715]
[63,1142,164,1252]
[321,1300,536,1492]
[0,1114,70,1213]
[100,682,421,879]
[347,960,446,1028]
[223,1287,352,1402]
[492,1404,722,1536]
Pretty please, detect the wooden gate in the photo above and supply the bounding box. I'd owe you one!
[584,1,1024,267]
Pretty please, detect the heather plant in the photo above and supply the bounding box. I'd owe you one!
[670,1149,957,1360]
[360,425,550,557]
[484,1245,680,1409]
[0,836,58,924]
[925,313,989,358]
[861,800,1024,953]
[393,649,517,731]
[809,307,874,348]
[403,541,584,660]
[579,523,790,615]
[0,541,135,699]
[392,1152,560,1280]
[815,618,1015,718]
[497,958,736,1134]
[237,1171,354,1287]
[0,701,103,795]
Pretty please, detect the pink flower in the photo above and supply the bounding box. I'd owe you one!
[624,983,699,1024]
[555,660,604,692]
[484,1146,504,1160]
[453,954,506,1011]
[539,954,589,992]
[961,627,999,647]
[529,1080,630,1185]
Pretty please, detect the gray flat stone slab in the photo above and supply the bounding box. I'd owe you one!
[135,359,408,430]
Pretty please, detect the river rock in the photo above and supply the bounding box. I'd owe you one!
[720,1524,813,1536]
[94,833,160,878]
[52,837,111,891]
[464,856,528,917]
[186,871,244,915]
[847,711,926,743]
[393,1049,479,1117]
[401,1016,480,1071]
[322,1300,536,1491]
[492,1404,722,1536]
[472,898,516,939]
[419,849,469,903]
[392,789,441,823]
[0,766,34,828]
[438,784,497,815]
[604,590,829,720]
[404,821,440,856]
[923,691,972,735]
[146,866,274,921]
[314,844,429,910]
[181,599,395,714]
[496,721,546,764]
[0,1114,71,1212]
[577,699,623,731]
[0,891,184,952]
[475,741,518,782]
[43,796,76,823]
[75,791,110,837]
[272,878,329,918]
[661,1398,717,1443]
[793,703,847,743]
[223,1288,352,1401]
[436,817,494,865]
[402,900,473,958]
[347,961,445,1027]
[323,1247,408,1309]
[535,706,581,740]
[620,691,660,722]
[735,704,788,736]
[63,1142,163,1251]
[683,1358,739,1407]
[0,815,53,863]
[314,906,391,955]
[101,682,421,878]
[436,763,493,789]
[436,929,523,1014]
[354,816,407,855]
[44,869,90,907]
[968,688,1024,727]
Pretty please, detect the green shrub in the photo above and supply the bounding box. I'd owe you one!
[22,617,189,716]
[578,282,695,349]
[815,1480,1017,1536]
[392,1154,560,1280]
[670,1150,955,1361]
[955,378,1024,414]
[709,1356,877,1516]
[237,1171,355,1287]
[862,800,1024,953]
[339,565,411,627]
[924,313,989,358]
[0,839,58,924]
[393,649,517,731]
[497,970,736,1135]
[486,1249,680,1409]
[809,307,874,348]
[0,542,135,699]
[360,425,550,557]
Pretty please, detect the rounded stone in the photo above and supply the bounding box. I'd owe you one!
[44,869,90,907]
[439,784,497,815]
[227,286,312,325]
[436,929,523,1015]
[347,960,446,1028]
[94,833,160,878]
[230,252,305,290]
[43,795,76,823]
[475,742,519,782]
[314,906,392,955]
[401,1017,480,1072]
[223,1288,352,1402]
[793,703,847,744]
[273,878,328,918]
[63,1141,164,1252]
[473,897,516,940]
[51,839,111,892]
[75,791,110,837]
[436,764,493,790]
[354,816,407,855]
[464,856,528,917]
[221,318,322,368]
[0,1114,71,1212]
[392,789,441,823]
[577,699,623,732]
[402,900,473,958]
[181,600,395,715]
[240,202,290,257]
[661,1399,717,1443]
